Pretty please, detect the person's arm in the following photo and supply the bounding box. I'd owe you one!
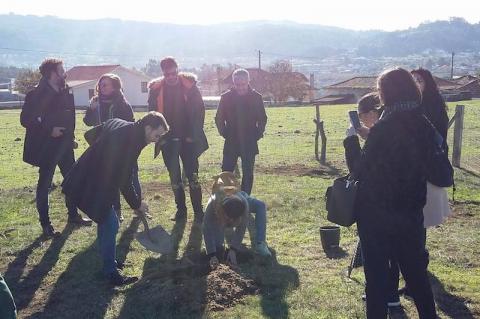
[147,88,158,112]
[123,102,135,122]
[20,90,40,129]
[202,198,223,255]
[343,135,362,174]
[215,95,227,138]
[351,124,383,180]
[83,99,100,126]
[120,164,142,210]
[255,95,267,140]
[185,85,204,142]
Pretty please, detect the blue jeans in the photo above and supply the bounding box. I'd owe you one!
[36,147,78,227]
[97,208,120,275]
[222,152,256,195]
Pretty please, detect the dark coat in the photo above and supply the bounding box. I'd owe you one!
[215,87,267,157]
[347,109,435,221]
[148,74,208,158]
[20,78,76,167]
[83,93,134,126]
[62,119,146,223]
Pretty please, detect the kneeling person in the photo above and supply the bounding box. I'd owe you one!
[203,172,271,269]
[62,112,169,285]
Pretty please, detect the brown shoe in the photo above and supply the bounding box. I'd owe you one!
[67,214,93,226]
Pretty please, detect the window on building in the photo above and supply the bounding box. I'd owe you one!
[88,89,95,99]
[141,82,148,93]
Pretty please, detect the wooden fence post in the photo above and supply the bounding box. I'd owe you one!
[313,104,327,164]
[452,104,465,168]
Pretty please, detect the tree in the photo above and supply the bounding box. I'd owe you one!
[143,59,162,78]
[268,59,293,73]
[14,69,41,94]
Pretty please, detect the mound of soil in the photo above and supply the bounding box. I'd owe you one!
[206,264,259,311]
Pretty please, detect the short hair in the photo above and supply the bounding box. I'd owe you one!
[377,67,421,107]
[160,57,178,71]
[357,92,380,114]
[95,73,123,97]
[137,111,169,132]
[222,195,246,220]
[232,68,250,83]
[39,58,63,78]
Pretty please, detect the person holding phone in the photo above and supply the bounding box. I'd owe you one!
[20,58,92,238]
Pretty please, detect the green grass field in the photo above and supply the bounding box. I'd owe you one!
[0,102,479,318]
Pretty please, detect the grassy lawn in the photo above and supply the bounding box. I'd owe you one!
[0,102,479,318]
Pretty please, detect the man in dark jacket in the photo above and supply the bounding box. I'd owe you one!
[20,58,92,237]
[148,56,208,221]
[62,112,169,286]
[215,68,267,195]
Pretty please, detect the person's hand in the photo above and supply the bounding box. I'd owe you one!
[90,100,99,110]
[209,256,219,270]
[356,126,370,140]
[51,127,65,138]
[185,137,194,143]
[345,125,356,137]
[137,201,149,214]
[226,248,238,269]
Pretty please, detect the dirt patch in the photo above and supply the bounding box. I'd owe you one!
[257,163,343,178]
[206,264,259,311]
[127,261,259,315]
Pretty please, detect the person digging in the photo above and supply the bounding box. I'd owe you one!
[202,172,272,270]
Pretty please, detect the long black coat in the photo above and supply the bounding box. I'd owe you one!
[20,79,76,167]
[215,88,267,157]
[62,119,146,223]
[83,93,134,126]
[347,109,435,222]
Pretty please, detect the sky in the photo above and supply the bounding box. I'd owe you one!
[1,0,479,31]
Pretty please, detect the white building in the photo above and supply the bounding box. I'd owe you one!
[66,65,151,109]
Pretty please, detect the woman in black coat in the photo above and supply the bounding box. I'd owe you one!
[351,68,438,319]
[84,74,136,221]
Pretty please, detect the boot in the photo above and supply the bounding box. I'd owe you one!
[170,185,187,221]
[190,183,204,221]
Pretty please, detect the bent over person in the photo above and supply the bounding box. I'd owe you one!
[148,56,208,221]
[62,112,169,285]
[203,172,272,270]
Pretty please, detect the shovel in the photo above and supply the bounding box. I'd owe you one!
[136,213,174,254]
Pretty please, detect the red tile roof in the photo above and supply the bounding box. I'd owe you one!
[66,65,120,81]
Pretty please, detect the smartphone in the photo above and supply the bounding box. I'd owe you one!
[348,110,361,129]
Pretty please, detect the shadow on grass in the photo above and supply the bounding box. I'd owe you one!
[118,218,210,318]
[26,218,140,319]
[5,224,75,311]
[429,272,476,318]
[247,249,300,319]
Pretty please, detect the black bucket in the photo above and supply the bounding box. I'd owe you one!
[320,225,340,252]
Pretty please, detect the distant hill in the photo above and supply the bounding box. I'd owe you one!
[0,14,479,68]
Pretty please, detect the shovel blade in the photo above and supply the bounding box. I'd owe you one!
[136,225,173,254]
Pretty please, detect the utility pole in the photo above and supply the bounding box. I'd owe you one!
[451,51,455,79]
[258,50,262,70]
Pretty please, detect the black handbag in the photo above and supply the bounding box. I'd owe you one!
[325,175,357,227]
[424,116,454,187]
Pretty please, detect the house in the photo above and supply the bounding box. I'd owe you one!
[66,65,151,109]
[320,75,467,104]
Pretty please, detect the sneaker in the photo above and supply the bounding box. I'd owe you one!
[254,241,272,257]
[42,225,60,238]
[170,210,187,221]
[116,210,124,223]
[108,272,138,286]
[67,214,93,226]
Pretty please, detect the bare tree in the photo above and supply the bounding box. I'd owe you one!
[14,69,41,94]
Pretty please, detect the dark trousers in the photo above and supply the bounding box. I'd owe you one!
[113,163,141,212]
[36,145,78,227]
[222,152,256,195]
[357,211,436,319]
[162,139,202,213]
